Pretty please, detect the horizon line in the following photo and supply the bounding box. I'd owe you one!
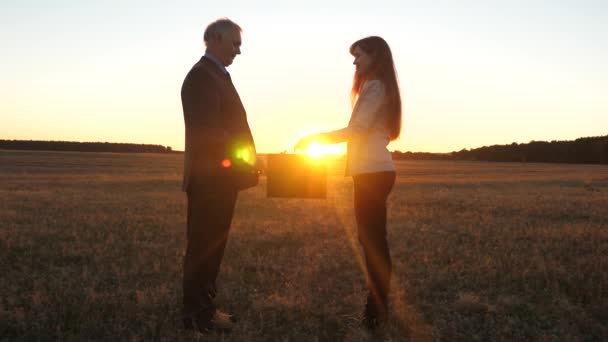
[2,134,607,154]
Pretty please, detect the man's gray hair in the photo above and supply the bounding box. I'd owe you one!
[203,18,242,45]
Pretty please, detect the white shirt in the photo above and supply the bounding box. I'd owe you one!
[326,80,395,176]
[204,52,229,75]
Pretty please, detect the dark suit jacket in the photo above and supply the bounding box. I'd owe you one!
[181,56,256,192]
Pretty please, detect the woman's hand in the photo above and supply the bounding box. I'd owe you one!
[295,134,321,152]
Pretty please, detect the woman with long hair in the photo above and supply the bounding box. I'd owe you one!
[295,36,402,329]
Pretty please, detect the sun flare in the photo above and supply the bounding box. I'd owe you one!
[296,131,345,158]
[306,143,326,158]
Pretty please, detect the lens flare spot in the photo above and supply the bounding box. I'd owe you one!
[222,159,232,168]
[233,147,254,165]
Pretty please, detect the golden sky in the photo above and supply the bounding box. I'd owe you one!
[1,1,607,153]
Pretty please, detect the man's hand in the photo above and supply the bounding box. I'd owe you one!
[254,157,266,174]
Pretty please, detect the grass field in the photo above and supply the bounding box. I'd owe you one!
[1,150,607,341]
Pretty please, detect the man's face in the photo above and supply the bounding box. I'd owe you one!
[211,28,242,67]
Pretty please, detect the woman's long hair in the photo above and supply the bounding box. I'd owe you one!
[350,36,402,140]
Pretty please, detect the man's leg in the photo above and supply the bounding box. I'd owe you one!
[183,184,237,325]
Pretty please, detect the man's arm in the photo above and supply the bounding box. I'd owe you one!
[182,68,229,146]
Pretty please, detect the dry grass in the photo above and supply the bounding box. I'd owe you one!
[1,150,607,341]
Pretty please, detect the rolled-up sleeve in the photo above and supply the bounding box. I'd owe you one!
[323,80,385,143]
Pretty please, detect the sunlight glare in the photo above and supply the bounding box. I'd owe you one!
[306,143,326,158]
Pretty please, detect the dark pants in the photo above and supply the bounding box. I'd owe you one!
[353,171,396,318]
[183,182,237,320]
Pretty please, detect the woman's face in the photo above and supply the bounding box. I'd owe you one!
[352,46,373,76]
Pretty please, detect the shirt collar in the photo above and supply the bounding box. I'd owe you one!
[204,51,228,75]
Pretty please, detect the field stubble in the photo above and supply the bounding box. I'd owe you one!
[1,150,607,341]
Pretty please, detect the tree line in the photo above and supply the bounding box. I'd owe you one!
[2,135,607,164]
[393,135,608,164]
[0,140,176,154]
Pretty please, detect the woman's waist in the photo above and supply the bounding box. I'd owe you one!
[347,137,391,154]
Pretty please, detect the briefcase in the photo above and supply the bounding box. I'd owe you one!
[266,153,327,198]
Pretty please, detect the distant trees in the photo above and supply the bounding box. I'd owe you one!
[3,135,607,163]
[392,135,608,165]
[0,140,179,154]
[391,151,453,161]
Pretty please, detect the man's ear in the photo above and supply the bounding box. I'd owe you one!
[210,31,223,43]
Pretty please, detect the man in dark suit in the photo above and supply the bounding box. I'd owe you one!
[181,18,257,334]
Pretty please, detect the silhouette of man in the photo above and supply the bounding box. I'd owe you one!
[180,18,256,334]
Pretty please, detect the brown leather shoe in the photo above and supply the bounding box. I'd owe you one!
[184,309,236,334]
[212,309,237,326]
[213,309,236,323]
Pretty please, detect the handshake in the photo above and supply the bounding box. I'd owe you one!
[223,131,331,195]
[229,131,329,167]
[294,133,329,153]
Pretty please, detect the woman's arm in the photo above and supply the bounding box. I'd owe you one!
[295,80,385,151]
[320,80,386,144]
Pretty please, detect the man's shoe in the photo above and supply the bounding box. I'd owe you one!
[183,310,236,334]
[214,309,237,324]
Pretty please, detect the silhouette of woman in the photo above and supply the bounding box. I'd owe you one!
[296,36,402,329]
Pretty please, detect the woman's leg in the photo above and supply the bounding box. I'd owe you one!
[353,171,396,324]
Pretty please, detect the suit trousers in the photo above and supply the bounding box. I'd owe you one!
[183,181,238,319]
[353,171,396,317]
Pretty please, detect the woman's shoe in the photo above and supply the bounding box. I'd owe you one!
[362,300,387,330]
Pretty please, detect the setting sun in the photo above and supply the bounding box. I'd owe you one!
[306,143,325,158]
[304,142,344,158]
